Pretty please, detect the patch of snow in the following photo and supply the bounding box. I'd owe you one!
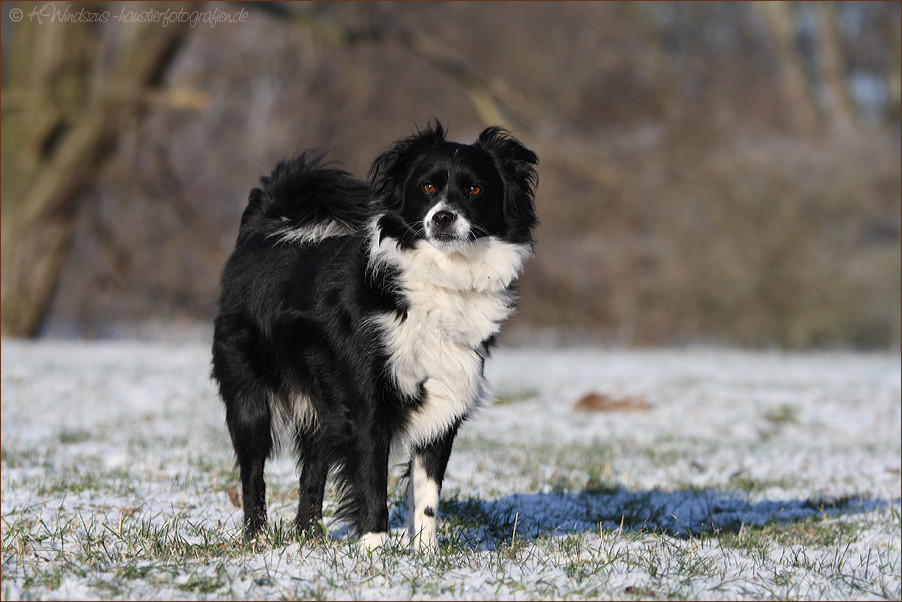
[1,340,899,600]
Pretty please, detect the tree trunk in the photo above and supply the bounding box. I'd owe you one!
[814,2,857,134]
[1,9,188,337]
[756,1,821,136]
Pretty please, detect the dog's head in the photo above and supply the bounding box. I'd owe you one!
[368,121,538,251]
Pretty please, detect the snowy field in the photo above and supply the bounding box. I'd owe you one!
[1,339,900,600]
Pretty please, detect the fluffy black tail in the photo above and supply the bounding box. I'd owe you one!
[236,152,373,247]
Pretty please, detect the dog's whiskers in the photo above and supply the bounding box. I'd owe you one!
[469,223,491,240]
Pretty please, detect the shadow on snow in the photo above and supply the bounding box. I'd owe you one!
[418,487,897,551]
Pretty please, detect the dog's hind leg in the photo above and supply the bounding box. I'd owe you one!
[225,394,273,540]
[407,422,459,552]
[295,430,328,538]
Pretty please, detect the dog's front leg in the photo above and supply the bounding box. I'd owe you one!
[407,422,459,552]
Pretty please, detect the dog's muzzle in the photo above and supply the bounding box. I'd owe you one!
[426,205,469,249]
[432,210,457,236]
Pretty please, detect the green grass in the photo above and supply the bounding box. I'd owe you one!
[2,504,899,600]
[3,433,897,601]
[492,388,540,406]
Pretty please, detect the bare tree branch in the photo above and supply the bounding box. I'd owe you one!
[253,3,622,188]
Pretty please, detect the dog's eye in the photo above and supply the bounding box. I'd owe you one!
[469,185,482,196]
[423,183,435,194]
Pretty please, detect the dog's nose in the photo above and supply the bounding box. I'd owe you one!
[432,210,457,229]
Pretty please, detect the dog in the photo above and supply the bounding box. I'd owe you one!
[211,120,538,551]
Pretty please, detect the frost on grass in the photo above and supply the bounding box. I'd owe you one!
[2,340,900,600]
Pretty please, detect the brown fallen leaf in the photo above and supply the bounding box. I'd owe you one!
[227,486,242,508]
[572,391,652,413]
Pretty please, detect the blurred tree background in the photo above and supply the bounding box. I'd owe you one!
[1,1,899,348]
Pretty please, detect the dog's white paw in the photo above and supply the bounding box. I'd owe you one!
[357,531,390,553]
[409,529,438,554]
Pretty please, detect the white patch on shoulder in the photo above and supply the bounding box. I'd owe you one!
[367,216,531,448]
[269,219,350,246]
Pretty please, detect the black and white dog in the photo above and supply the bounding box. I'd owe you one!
[212,121,537,551]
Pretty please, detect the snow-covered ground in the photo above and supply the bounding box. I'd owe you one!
[2,340,900,599]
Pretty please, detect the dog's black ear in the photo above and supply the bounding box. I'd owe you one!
[368,120,447,212]
[477,127,539,243]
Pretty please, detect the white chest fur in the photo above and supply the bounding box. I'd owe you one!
[368,222,531,447]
